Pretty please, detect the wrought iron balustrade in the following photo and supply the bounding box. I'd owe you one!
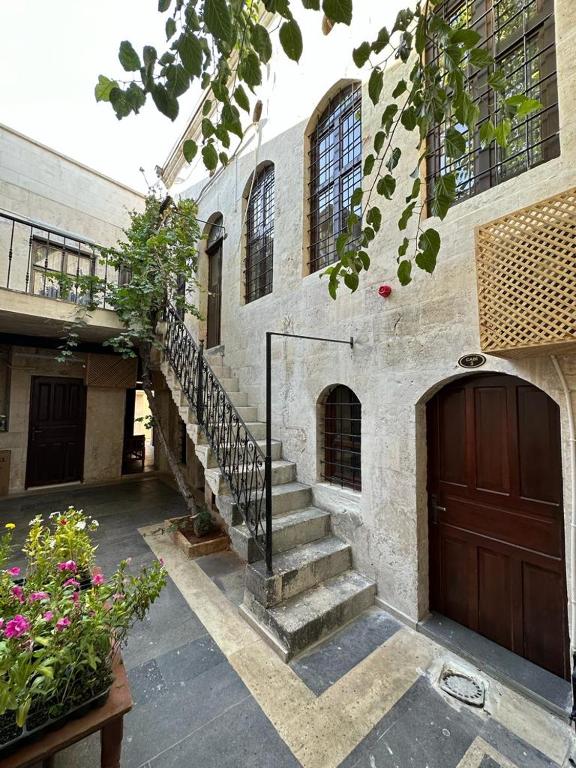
[0,209,115,308]
[163,303,268,566]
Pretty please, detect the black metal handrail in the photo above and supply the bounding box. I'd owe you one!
[164,303,268,565]
[0,209,115,307]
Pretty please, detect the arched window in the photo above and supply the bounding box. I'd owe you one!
[206,215,224,349]
[309,83,362,274]
[321,385,361,491]
[245,164,274,303]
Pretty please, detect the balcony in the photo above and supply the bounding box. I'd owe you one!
[476,187,576,356]
[0,209,124,342]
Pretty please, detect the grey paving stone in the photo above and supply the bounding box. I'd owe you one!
[290,608,401,695]
[480,757,502,768]
[148,695,300,768]
[155,635,226,685]
[481,719,562,768]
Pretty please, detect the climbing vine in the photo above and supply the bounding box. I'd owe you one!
[96,0,542,290]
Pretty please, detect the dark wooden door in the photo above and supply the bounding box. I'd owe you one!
[206,241,222,349]
[26,377,86,488]
[428,373,569,679]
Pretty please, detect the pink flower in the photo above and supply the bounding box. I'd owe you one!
[43,611,53,622]
[4,615,30,638]
[55,617,71,631]
[378,284,392,298]
[112,593,124,602]
[57,560,77,573]
[29,591,49,602]
[63,578,80,589]
[70,591,79,604]
[6,567,20,577]
[59,519,67,526]
[0,619,4,630]
[159,558,164,566]
[11,586,24,604]
[91,573,105,586]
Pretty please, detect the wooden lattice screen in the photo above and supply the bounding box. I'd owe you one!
[86,354,138,388]
[476,187,576,356]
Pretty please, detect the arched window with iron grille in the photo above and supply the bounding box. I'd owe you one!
[309,83,362,274]
[321,385,361,491]
[245,164,274,303]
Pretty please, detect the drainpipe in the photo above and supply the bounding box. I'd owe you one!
[551,354,576,721]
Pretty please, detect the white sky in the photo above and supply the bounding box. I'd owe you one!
[0,1,196,192]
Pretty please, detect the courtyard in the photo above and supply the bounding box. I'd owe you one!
[0,478,572,768]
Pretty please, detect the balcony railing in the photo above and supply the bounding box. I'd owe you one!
[0,209,116,308]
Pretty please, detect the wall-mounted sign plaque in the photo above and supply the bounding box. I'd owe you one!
[458,354,486,369]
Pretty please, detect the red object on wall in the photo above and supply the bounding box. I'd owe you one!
[378,285,392,298]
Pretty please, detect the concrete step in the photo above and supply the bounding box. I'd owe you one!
[209,364,231,378]
[242,570,376,660]
[228,506,330,562]
[244,422,266,440]
[218,376,239,392]
[206,461,297,496]
[246,536,352,607]
[201,439,282,469]
[228,390,250,407]
[235,405,259,422]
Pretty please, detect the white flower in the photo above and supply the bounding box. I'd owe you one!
[92,520,99,528]
[49,540,56,549]
[75,521,86,531]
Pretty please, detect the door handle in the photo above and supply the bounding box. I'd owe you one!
[431,496,447,523]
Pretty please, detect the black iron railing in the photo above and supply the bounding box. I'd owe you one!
[0,209,115,307]
[164,303,268,566]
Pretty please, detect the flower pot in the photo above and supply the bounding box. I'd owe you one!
[0,681,111,757]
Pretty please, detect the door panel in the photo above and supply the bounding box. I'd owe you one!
[428,373,569,679]
[26,377,86,488]
[207,242,222,349]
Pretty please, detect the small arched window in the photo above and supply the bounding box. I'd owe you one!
[321,385,361,491]
[246,164,274,303]
[309,83,362,274]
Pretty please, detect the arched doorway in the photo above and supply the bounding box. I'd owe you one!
[205,215,224,349]
[427,373,569,679]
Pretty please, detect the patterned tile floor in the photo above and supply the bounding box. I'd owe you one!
[0,479,573,768]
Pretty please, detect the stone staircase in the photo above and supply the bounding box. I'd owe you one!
[159,349,375,661]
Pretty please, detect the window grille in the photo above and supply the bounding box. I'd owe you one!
[309,84,362,274]
[426,0,559,203]
[31,237,95,303]
[245,165,274,303]
[321,385,361,491]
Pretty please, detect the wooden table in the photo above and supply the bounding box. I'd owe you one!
[2,656,132,768]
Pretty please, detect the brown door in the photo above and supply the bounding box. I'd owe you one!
[26,377,86,488]
[428,373,569,679]
[206,240,222,349]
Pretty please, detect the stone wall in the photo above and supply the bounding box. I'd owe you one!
[172,0,576,627]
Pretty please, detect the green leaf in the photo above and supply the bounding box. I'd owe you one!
[344,271,359,291]
[381,103,399,130]
[416,249,437,273]
[279,20,303,61]
[252,24,273,63]
[398,202,416,230]
[393,8,413,32]
[202,143,219,171]
[494,117,512,148]
[118,41,141,72]
[418,228,440,259]
[302,0,320,7]
[151,84,179,120]
[351,187,363,207]
[386,147,401,172]
[374,131,385,154]
[234,85,250,112]
[444,126,467,159]
[179,34,203,77]
[398,237,409,258]
[469,47,493,68]
[397,259,412,286]
[219,151,229,165]
[222,103,243,138]
[401,106,417,131]
[353,42,371,68]
[126,82,146,111]
[506,95,542,119]
[336,232,349,256]
[479,119,495,148]
[363,154,375,176]
[322,0,352,24]
[431,173,456,220]
[392,79,407,98]
[204,0,233,42]
[407,177,421,202]
[202,118,216,138]
[166,64,189,97]
[368,68,384,105]
[240,51,262,89]
[203,99,213,116]
[359,250,370,270]
[158,0,171,10]
[377,174,396,199]
[372,26,390,54]
[450,28,481,49]
[183,140,198,163]
[94,75,117,102]
[143,46,157,67]
[166,17,176,39]
[367,207,382,233]
[488,69,507,92]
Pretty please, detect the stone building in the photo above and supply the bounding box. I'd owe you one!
[158,0,576,692]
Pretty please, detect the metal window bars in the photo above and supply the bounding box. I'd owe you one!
[0,209,114,307]
[308,84,362,274]
[163,303,267,561]
[246,165,274,303]
[426,0,559,203]
[321,385,361,492]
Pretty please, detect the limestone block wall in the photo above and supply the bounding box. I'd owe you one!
[174,0,576,626]
[0,123,144,292]
[0,346,127,494]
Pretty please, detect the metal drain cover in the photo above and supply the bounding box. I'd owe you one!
[439,666,485,707]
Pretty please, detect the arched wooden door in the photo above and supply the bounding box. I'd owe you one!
[427,373,569,679]
[206,216,223,349]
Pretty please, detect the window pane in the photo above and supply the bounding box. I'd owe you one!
[246,165,274,303]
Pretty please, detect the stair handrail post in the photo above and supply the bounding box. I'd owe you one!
[196,338,205,425]
[265,331,273,576]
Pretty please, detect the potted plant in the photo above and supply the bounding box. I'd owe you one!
[166,505,229,559]
[0,514,166,755]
